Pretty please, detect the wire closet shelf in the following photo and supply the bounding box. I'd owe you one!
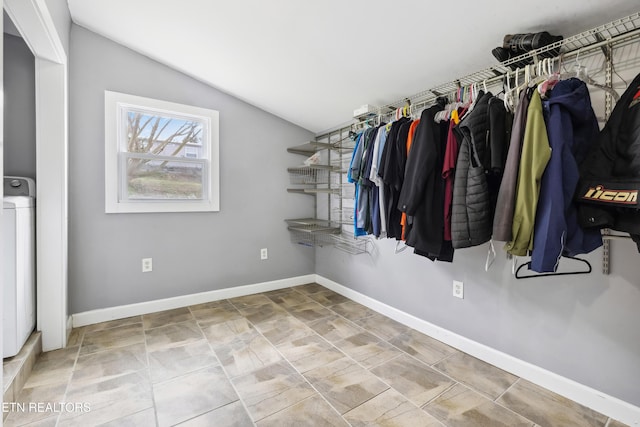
[345,12,640,125]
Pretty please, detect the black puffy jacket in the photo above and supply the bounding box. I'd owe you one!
[576,72,640,250]
[451,92,493,249]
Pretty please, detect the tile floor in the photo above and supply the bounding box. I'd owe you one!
[3,283,630,427]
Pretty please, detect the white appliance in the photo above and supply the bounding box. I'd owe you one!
[3,176,36,358]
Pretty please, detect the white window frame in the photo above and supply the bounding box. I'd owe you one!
[105,91,219,213]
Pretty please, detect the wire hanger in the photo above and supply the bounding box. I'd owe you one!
[514,255,592,279]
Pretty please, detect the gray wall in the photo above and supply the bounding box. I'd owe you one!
[317,218,640,406]
[68,24,315,313]
[3,33,35,179]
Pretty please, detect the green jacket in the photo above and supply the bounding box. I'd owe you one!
[505,90,551,256]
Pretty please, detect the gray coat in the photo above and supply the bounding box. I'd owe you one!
[492,89,531,241]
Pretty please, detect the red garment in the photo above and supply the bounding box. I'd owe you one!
[442,117,459,241]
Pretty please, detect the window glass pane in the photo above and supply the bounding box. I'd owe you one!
[126,158,204,200]
[125,110,205,159]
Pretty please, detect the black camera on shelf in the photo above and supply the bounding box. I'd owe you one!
[492,31,563,70]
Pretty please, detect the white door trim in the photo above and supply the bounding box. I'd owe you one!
[5,0,68,351]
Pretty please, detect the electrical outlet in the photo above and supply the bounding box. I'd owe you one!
[142,258,153,272]
[260,248,268,260]
[453,280,464,299]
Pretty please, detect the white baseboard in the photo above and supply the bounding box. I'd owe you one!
[315,275,640,426]
[66,315,73,343]
[72,275,315,327]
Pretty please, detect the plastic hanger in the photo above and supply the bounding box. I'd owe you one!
[394,241,408,254]
[485,240,497,271]
[514,256,592,279]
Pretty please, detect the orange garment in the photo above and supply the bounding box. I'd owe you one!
[401,119,421,240]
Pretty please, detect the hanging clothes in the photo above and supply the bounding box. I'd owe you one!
[485,96,512,217]
[398,100,452,261]
[368,126,388,237]
[348,131,364,183]
[400,119,421,240]
[451,92,493,249]
[361,125,383,234]
[493,88,532,241]
[380,117,411,239]
[577,71,640,251]
[350,128,375,236]
[505,90,552,256]
[530,78,602,272]
[442,110,462,242]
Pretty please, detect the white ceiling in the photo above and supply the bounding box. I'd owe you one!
[67,1,639,133]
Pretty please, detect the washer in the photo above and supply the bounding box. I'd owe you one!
[3,176,36,358]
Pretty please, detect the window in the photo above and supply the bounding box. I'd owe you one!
[105,91,219,213]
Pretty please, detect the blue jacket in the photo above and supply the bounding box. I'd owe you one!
[531,78,602,272]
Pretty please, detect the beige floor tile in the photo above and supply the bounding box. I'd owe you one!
[355,313,409,341]
[276,335,344,373]
[96,407,156,426]
[66,327,85,347]
[371,354,455,407]
[389,329,458,365]
[424,383,534,427]
[287,302,334,323]
[148,339,218,384]
[61,370,153,426]
[292,283,327,295]
[344,388,442,427]
[4,381,15,407]
[262,288,295,297]
[153,366,238,427]
[254,315,315,346]
[83,316,142,334]
[267,290,314,308]
[228,294,274,309]
[307,289,350,307]
[4,382,68,426]
[144,320,203,352]
[23,347,79,388]
[143,307,194,330]
[497,379,608,427]
[179,401,253,426]
[232,360,316,421]
[4,359,23,388]
[304,358,388,414]
[307,314,363,342]
[256,394,349,427]
[434,352,518,399]
[189,300,243,324]
[608,419,630,427]
[71,343,147,386]
[334,331,403,369]
[215,331,282,378]
[201,318,255,348]
[12,415,59,426]
[80,323,145,355]
[240,303,288,325]
[330,301,376,321]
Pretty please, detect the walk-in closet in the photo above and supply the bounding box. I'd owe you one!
[2,2,640,426]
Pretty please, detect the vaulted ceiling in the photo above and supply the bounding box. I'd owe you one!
[67,1,639,133]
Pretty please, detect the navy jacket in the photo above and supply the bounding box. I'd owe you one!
[531,78,602,272]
